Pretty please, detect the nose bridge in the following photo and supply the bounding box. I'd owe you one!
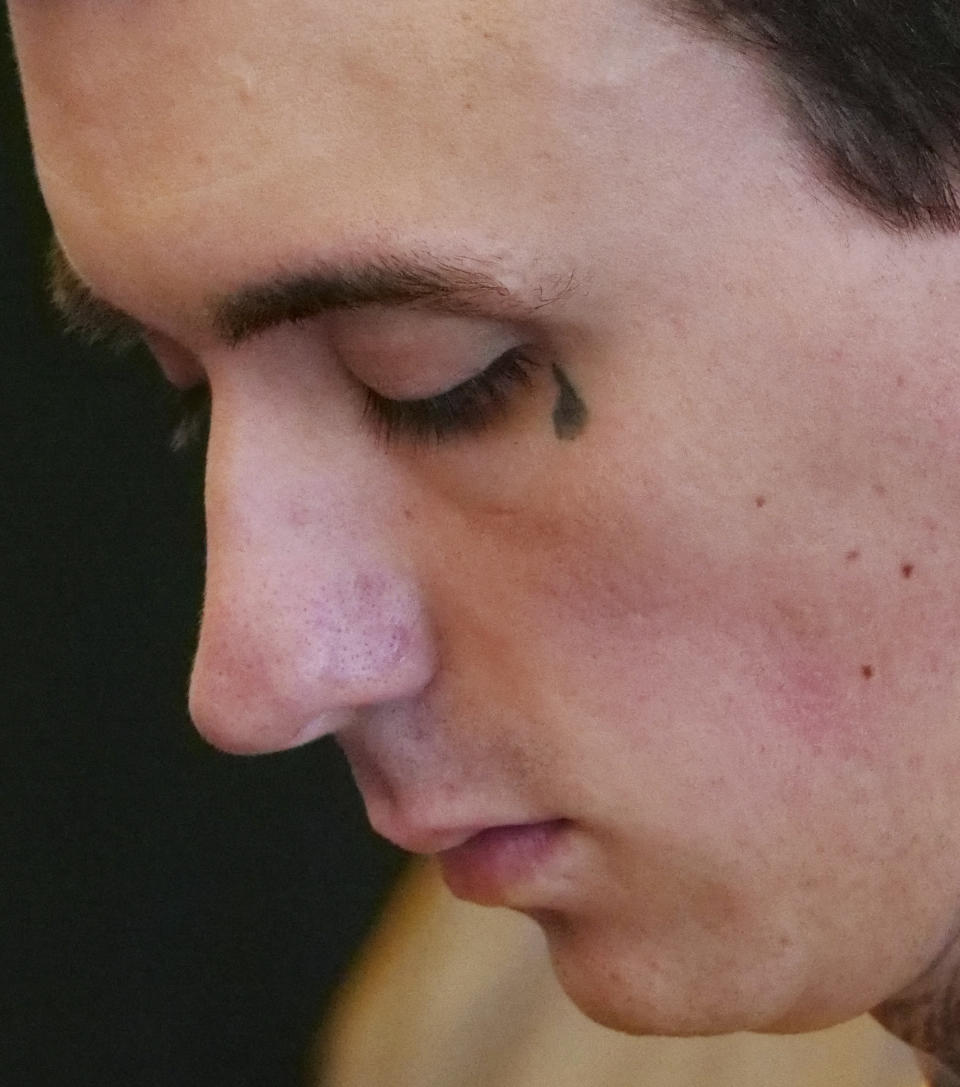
[188,393,436,755]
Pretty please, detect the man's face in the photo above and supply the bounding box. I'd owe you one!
[13,0,960,1037]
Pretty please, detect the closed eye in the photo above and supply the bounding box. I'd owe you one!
[363,344,540,445]
[167,344,541,453]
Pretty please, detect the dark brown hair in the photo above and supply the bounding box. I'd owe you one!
[674,1,960,230]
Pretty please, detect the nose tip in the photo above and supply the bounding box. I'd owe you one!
[187,660,359,756]
[188,569,437,755]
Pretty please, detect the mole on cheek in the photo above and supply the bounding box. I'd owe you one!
[760,620,877,756]
[901,563,915,579]
[551,364,588,440]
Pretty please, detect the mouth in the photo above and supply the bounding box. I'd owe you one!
[344,746,575,905]
[438,818,573,906]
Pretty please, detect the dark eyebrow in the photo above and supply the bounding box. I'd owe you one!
[212,256,566,344]
[47,237,575,349]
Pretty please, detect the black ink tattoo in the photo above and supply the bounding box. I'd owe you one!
[551,364,588,440]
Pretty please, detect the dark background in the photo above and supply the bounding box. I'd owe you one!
[0,27,402,1087]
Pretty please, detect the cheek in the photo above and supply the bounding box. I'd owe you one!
[751,620,880,759]
[414,403,960,781]
[498,510,947,777]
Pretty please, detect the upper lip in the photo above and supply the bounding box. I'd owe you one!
[368,814,496,854]
[337,735,557,854]
[366,806,560,855]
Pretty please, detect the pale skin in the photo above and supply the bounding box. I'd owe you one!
[10,0,960,1069]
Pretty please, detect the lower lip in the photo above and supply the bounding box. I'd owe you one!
[439,819,571,905]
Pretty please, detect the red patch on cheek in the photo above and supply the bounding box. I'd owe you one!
[758,642,876,759]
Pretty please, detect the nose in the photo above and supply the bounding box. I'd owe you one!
[188,386,437,756]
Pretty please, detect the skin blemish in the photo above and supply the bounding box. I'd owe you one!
[755,496,767,509]
[902,563,915,579]
[551,363,588,440]
[762,638,872,758]
[862,665,875,680]
[846,550,861,563]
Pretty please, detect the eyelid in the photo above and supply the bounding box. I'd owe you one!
[327,307,523,400]
[167,343,543,453]
[362,344,541,446]
[142,328,206,388]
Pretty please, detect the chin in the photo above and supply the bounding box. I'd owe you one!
[538,915,858,1040]
[551,963,759,1039]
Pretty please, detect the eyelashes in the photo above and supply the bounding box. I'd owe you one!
[363,345,539,445]
[169,344,541,452]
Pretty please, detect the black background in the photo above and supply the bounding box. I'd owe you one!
[0,27,402,1087]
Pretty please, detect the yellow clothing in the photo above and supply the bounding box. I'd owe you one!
[319,860,924,1087]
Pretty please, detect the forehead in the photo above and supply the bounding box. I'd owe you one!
[9,0,782,330]
[12,0,658,198]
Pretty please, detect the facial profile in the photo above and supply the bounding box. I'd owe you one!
[10,0,960,1053]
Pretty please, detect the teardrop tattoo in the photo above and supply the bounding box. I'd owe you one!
[551,364,588,440]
